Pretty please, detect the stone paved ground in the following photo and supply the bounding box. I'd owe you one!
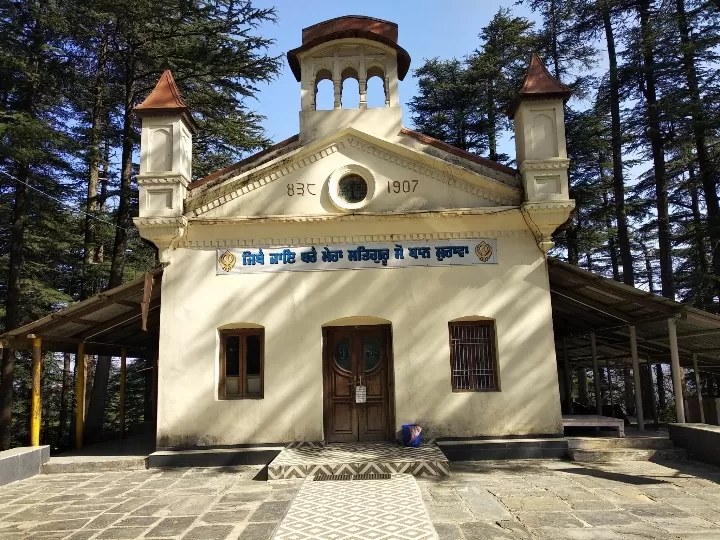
[0,466,300,540]
[420,459,720,540]
[1,459,720,539]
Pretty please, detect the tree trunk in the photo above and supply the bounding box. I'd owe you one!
[643,246,655,294]
[689,166,710,306]
[639,0,673,299]
[81,34,108,300]
[603,191,620,281]
[84,356,111,443]
[676,0,720,305]
[56,352,71,449]
[108,82,135,289]
[577,367,589,406]
[602,2,634,286]
[656,363,666,409]
[487,80,498,162]
[0,163,31,450]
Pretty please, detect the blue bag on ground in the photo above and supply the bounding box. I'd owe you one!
[401,424,422,447]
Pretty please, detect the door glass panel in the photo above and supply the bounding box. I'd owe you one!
[363,337,381,371]
[225,335,240,377]
[334,337,351,371]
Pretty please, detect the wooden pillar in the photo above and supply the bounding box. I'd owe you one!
[119,348,127,439]
[591,333,602,415]
[629,326,644,431]
[562,338,573,413]
[693,353,705,424]
[668,318,686,423]
[75,342,85,449]
[648,357,659,427]
[30,337,42,446]
[606,358,615,412]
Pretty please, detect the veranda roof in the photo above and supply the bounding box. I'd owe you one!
[0,268,162,358]
[549,258,720,374]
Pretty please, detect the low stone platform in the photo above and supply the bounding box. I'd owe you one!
[268,442,450,480]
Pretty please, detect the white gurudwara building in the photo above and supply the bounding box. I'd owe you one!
[132,15,575,449]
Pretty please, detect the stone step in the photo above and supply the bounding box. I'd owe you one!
[42,457,147,474]
[147,446,282,468]
[268,442,450,480]
[568,437,674,450]
[569,447,687,463]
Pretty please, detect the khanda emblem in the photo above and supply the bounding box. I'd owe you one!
[219,250,237,272]
[475,241,493,262]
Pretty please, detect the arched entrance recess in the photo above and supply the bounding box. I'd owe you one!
[322,317,394,443]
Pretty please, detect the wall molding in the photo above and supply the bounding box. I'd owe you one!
[176,229,530,249]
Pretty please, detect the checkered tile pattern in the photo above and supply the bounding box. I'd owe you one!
[273,474,438,539]
[268,443,450,480]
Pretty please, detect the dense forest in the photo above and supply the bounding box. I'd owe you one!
[1,0,719,448]
[409,0,720,307]
[0,0,281,449]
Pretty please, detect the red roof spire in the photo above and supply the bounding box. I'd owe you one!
[135,70,198,132]
[510,55,572,116]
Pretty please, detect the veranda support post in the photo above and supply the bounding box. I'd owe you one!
[562,338,573,413]
[120,347,127,439]
[30,336,42,446]
[75,342,85,449]
[629,326,644,431]
[668,318,686,423]
[591,333,602,415]
[692,353,705,424]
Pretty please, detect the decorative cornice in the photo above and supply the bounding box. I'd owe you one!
[184,129,524,219]
[521,200,575,253]
[137,174,189,188]
[176,229,529,249]
[187,206,519,226]
[185,142,343,216]
[346,136,520,205]
[134,216,189,227]
[520,159,570,172]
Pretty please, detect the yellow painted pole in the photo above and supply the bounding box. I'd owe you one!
[30,337,42,446]
[119,348,127,439]
[75,342,85,449]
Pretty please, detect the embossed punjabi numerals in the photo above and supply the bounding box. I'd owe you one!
[286,182,317,196]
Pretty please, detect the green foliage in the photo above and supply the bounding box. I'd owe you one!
[0,0,280,448]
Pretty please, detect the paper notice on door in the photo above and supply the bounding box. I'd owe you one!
[355,385,367,404]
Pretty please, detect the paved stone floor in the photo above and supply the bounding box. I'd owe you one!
[0,459,719,539]
[420,459,720,540]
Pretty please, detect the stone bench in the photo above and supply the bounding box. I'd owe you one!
[0,445,50,486]
[563,415,625,437]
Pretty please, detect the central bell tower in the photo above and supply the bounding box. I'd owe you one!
[287,16,411,142]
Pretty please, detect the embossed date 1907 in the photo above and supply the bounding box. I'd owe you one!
[387,180,419,193]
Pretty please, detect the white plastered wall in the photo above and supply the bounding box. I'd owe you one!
[155,212,562,447]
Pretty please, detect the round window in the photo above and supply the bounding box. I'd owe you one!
[338,175,368,204]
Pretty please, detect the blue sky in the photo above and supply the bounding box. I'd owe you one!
[251,0,539,149]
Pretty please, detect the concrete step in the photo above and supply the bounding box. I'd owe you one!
[568,437,674,451]
[148,446,282,469]
[569,448,687,463]
[42,457,147,474]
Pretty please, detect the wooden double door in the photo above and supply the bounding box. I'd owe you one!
[323,325,393,443]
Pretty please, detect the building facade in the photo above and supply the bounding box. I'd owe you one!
[133,16,575,448]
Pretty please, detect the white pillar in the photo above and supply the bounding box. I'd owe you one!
[629,326,644,431]
[591,333,602,415]
[668,318,686,423]
[693,353,705,424]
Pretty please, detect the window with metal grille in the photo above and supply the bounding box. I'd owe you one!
[449,321,499,391]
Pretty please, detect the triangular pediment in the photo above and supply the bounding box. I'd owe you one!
[185,126,522,220]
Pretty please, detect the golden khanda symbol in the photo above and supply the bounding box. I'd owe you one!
[475,241,493,262]
[219,250,237,272]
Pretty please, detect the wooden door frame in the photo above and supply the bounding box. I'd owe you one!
[322,324,395,443]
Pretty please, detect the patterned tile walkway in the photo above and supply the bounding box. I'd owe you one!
[268,442,449,480]
[273,474,437,540]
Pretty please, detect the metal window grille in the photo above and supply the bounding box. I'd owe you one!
[450,322,497,390]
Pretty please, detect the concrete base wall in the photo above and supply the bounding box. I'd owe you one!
[0,446,50,486]
[668,423,720,467]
